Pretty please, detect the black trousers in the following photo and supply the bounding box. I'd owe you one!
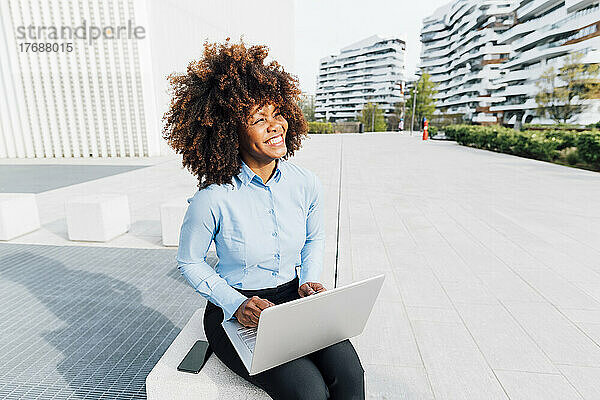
[203,277,365,400]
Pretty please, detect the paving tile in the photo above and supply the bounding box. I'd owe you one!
[557,365,600,400]
[494,370,584,400]
[455,303,557,373]
[412,320,508,400]
[578,323,600,345]
[393,267,453,309]
[516,269,600,310]
[364,364,434,400]
[441,280,499,305]
[503,302,600,366]
[405,307,462,325]
[559,308,600,324]
[476,268,546,303]
[354,301,422,367]
[354,269,401,302]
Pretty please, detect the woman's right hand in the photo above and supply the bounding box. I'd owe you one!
[234,296,275,327]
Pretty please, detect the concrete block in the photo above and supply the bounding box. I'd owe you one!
[65,194,130,242]
[0,193,40,240]
[160,201,188,247]
[146,309,269,400]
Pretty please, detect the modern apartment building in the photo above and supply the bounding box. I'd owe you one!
[0,0,294,158]
[421,0,600,126]
[315,35,406,122]
[420,0,518,124]
[491,0,600,125]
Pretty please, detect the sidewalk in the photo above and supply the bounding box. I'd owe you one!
[1,133,600,399]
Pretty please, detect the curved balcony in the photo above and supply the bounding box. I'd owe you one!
[512,5,599,51]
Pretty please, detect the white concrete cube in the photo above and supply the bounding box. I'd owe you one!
[146,309,269,400]
[161,201,189,247]
[0,193,40,240]
[65,194,130,242]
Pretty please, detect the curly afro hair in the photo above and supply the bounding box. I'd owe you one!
[163,38,308,190]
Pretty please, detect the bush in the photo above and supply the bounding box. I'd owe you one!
[576,132,600,167]
[441,124,600,170]
[307,121,334,134]
[523,123,582,130]
[587,121,600,129]
[564,148,580,165]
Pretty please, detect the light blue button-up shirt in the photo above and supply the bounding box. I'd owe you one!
[176,158,325,322]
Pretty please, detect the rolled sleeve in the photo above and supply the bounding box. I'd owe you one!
[299,174,325,286]
[177,192,247,322]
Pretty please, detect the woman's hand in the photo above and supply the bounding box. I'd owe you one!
[234,296,275,327]
[298,282,327,297]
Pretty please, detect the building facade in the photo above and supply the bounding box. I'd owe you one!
[0,0,295,158]
[315,35,406,122]
[491,0,600,125]
[420,0,518,125]
[420,0,600,126]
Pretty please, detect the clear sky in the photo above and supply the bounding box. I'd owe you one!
[293,0,450,94]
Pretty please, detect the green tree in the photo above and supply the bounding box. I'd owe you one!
[535,52,600,123]
[358,102,386,132]
[405,72,437,130]
[298,93,316,122]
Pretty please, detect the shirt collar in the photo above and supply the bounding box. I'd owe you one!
[237,158,284,186]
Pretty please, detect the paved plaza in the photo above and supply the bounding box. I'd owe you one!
[1,133,600,399]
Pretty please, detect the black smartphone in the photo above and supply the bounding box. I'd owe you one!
[177,340,211,374]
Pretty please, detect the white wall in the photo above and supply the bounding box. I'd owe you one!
[0,0,295,158]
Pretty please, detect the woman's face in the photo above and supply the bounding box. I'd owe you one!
[239,103,288,164]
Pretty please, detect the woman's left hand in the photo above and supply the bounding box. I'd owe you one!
[298,282,327,297]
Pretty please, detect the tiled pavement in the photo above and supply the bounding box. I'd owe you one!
[1,133,600,399]
[0,165,147,193]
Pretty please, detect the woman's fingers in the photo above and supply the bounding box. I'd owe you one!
[241,296,274,326]
[253,296,273,310]
[312,282,326,293]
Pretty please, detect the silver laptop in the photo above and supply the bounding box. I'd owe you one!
[222,274,385,375]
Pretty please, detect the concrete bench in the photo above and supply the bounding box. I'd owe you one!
[146,308,270,400]
[160,201,188,247]
[65,194,130,242]
[0,193,40,240]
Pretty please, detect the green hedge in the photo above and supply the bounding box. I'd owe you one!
[577,132,600,168]
[307,121,334,134]
[442,125,600,170]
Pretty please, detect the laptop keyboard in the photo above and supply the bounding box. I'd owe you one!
[236,326,257,353]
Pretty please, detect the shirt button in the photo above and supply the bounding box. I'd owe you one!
[272,271,277,277]
[268,209,274,214]
[274,254,280,259]
[272,232,278,237]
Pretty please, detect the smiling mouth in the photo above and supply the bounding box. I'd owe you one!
[265,134,284,146]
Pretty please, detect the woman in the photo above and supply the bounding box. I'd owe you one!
[163,39,364,400]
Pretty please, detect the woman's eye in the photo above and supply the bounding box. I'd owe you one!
[253,118,264,124]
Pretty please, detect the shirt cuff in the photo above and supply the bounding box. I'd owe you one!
[299,266,322,287]
[218,286,248,323]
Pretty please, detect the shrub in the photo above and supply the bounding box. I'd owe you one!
[587,121,600,129]
[440,124,600,170]
[564,148,580,165]
[576,132,600,167]
[307,121,334,134]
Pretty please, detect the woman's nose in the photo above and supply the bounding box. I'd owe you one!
[267,119,281,132]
